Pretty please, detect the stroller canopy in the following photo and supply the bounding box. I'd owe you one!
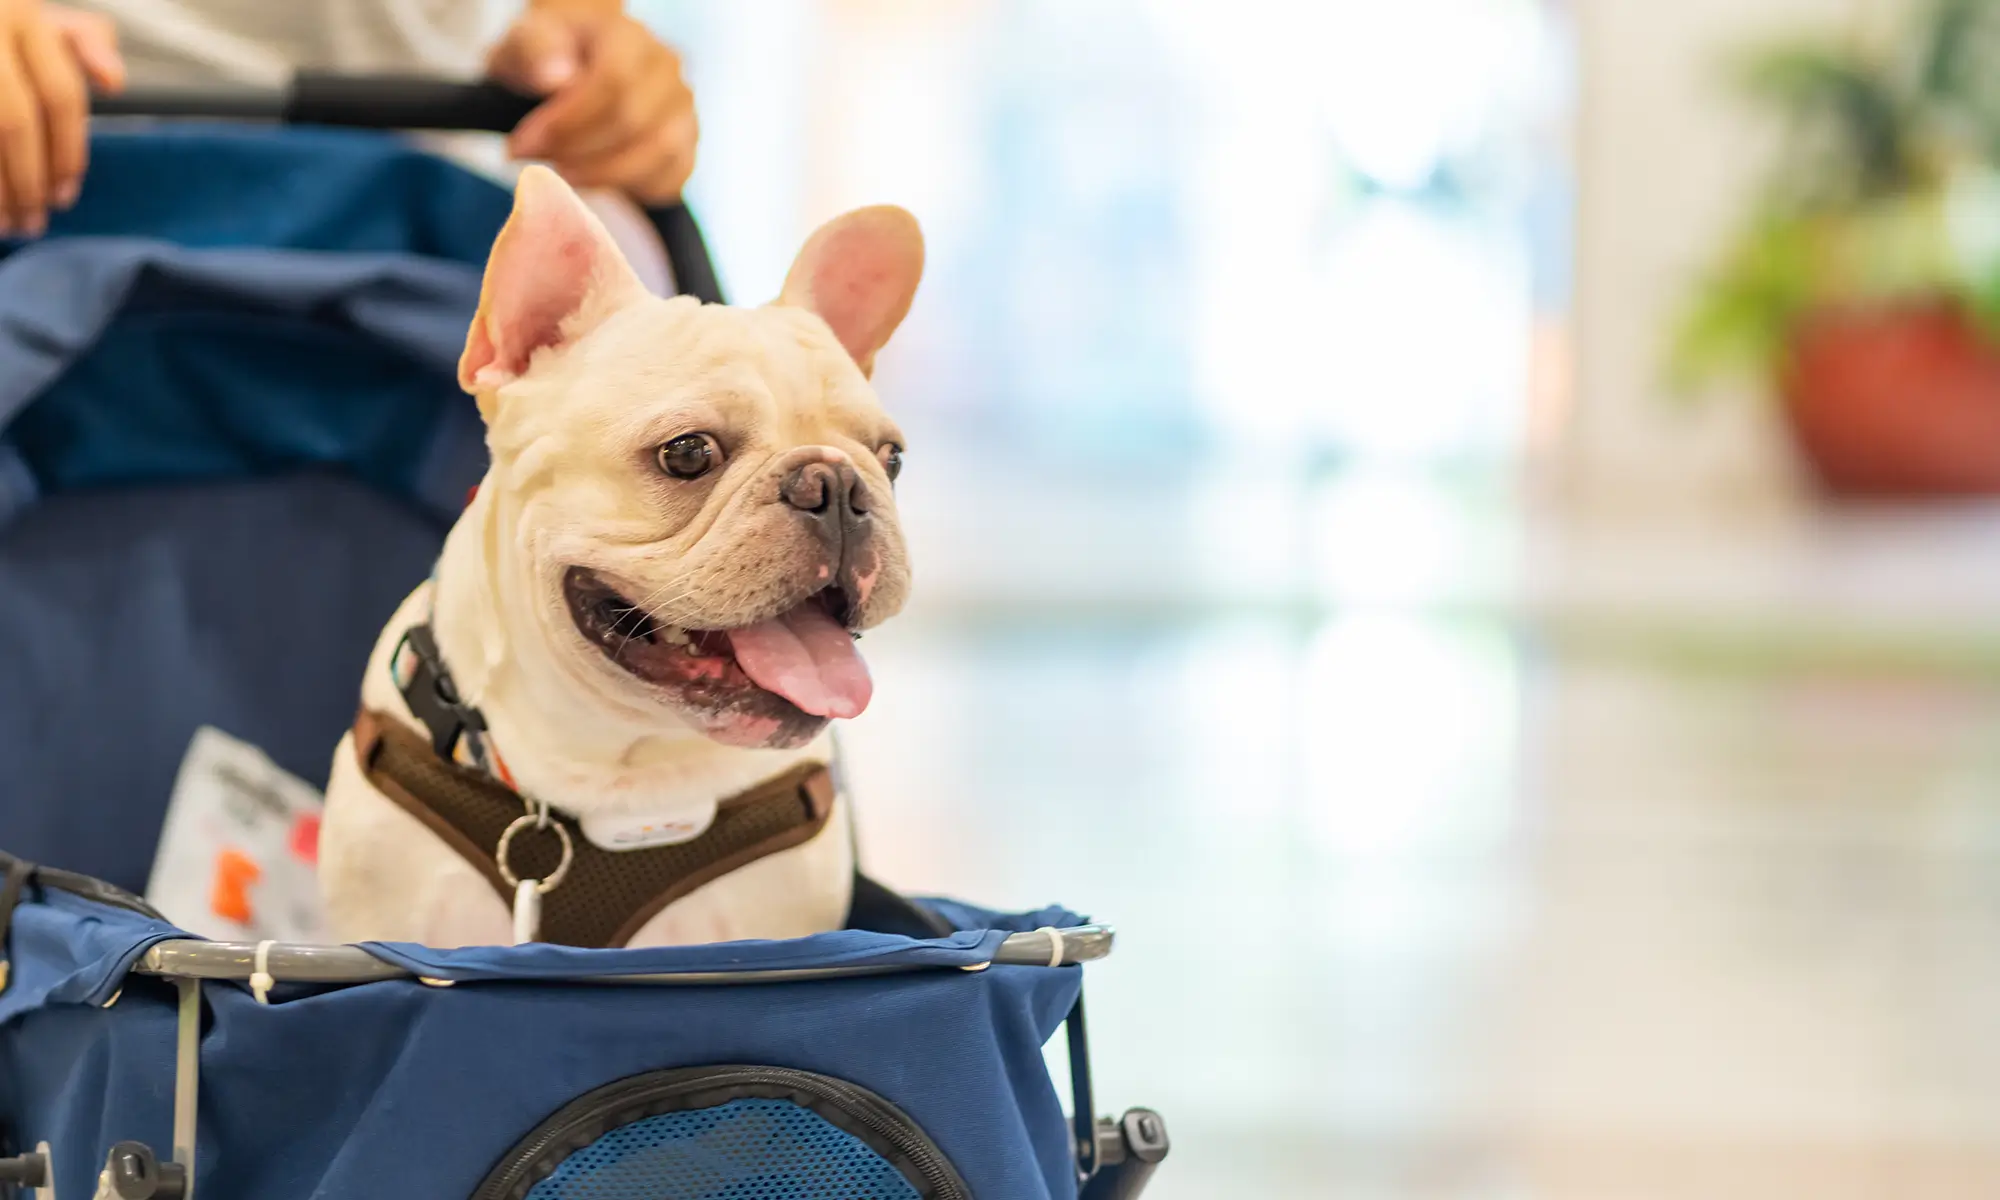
[0,126,505,891]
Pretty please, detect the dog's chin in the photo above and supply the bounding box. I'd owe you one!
[561,567,863,751]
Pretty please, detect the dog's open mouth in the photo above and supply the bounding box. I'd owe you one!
[562,567,871,725]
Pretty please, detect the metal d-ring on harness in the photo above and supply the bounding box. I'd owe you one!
[496,805,574,945]
[392,621,571,943]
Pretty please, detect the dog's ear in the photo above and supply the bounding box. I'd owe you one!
[459,165,646,411]
[777,206,925,377]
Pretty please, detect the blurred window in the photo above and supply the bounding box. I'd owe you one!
[639,0,1572,473]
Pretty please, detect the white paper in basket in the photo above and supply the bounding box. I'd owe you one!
[145,725,329,943]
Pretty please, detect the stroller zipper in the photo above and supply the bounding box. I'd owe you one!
[473,1064,972,1200]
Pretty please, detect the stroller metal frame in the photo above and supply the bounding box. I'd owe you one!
[122,925,1123,1200]
[138,923,1114,984]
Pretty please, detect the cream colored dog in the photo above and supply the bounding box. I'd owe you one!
[317,166,921,948]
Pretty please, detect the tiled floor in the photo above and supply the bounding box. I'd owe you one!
[836,492,2000,1198]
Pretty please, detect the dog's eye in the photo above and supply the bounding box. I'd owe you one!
[657,433,720,480]
[878,443,903,482]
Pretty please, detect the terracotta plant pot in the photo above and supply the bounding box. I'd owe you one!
[1780,301,2000,497]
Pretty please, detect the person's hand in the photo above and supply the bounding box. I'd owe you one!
[0,0,121,236]
[487,4,697,206]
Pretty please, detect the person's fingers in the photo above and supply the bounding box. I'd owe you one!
[50,8,123,93]
[547,41,681,163]
[19,16,86,211]
[555,118,669,191]
[486,8,582,96]
[508,20,649,160]
[502,16,703,202]
[559,107,696,204]
[0,34,46,235]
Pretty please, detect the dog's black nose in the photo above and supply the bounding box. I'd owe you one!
[780,461,869,526]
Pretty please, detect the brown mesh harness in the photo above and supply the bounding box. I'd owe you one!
[351,708,834,948]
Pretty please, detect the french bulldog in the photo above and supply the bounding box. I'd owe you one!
[317,165,922,948]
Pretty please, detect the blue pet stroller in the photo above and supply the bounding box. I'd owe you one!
[0,77,1166,1199]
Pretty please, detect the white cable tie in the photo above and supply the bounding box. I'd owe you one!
[1034,926,1066,969]
[250,939,277,1005]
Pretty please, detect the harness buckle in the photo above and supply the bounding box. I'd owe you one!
[397,624,488,761]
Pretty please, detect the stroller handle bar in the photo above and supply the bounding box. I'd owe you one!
[89,72,726,304]
[134,924,1115,986]
[96,73,543,133]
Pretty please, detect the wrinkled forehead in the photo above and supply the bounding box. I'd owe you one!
[559,299,891,442]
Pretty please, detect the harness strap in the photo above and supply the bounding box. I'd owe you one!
[352,710,836,948]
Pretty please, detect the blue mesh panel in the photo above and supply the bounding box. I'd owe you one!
[523,1098,924,1200]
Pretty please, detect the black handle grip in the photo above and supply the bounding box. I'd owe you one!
[91,74,725,303]
[285,73,538,132]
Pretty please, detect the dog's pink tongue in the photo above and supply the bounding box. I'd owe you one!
[725,602,873,719]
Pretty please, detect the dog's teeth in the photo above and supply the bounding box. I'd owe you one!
[663,626,690,646]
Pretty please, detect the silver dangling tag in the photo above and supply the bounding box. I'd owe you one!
[512,879,542,945]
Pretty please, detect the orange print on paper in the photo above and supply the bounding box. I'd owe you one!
[210,847,261,925]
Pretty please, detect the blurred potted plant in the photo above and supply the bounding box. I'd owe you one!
[1673,0,2000,496]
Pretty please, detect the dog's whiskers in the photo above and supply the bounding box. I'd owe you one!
[608,575,701,657]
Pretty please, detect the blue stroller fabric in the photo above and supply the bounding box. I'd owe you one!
[0,886,1086,1199]
[0,473,452,892]
[0,123,506,526]
[42,123,513,257]
[0,239,489,525]
[0,128,499,890]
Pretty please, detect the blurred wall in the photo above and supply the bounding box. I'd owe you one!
[1568,0,1909,516]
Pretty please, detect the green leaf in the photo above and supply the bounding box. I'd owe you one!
[1668,212,1820,394]
[1738,44,1914,201]
[1913,0,1989,99]
[1911,0,2000,159]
